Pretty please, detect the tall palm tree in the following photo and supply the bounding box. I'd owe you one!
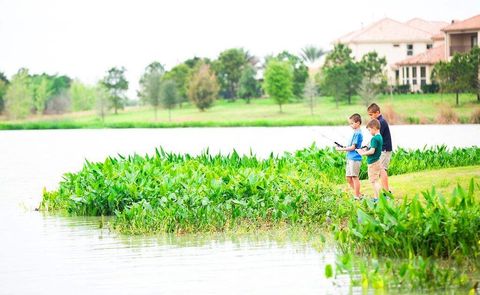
[300,45,325,67]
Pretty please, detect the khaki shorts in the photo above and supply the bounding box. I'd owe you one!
[368,161,382,183]
[346,160,361,177]
[380,151,392,171]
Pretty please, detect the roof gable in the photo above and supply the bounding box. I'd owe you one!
[442,14,480,32]
[405,18,448,35]
[336,18,434,43]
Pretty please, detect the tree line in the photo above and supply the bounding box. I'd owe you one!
[5,44,476,121]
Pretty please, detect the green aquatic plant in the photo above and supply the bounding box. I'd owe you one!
[41,145,480,234]
[336,180,480,260]
[329,181,480,292]
[41,147,349,233]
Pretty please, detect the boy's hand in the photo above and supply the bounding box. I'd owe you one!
[335,146,342,151]
[356,148,364,155]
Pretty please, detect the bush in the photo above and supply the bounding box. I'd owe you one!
[420,83,439,93]
[470,108,480,124]
[392,85,410,94]
[381,104,403,125]
[436,105,459,124]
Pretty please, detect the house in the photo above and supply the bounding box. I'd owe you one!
[334,17,447,85]
[396,45,446,92]
[395,14,480,92]
[442,14,480,58]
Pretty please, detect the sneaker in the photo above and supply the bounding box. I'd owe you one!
[354,195,363,201]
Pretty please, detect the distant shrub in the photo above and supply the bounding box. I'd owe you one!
[436,105,459,124]
[44,91,71,115]
[418,115,430,124]
[420,83,439,93]
[382,104,403,124]
[470,108,480,124]
[393,85,410,94]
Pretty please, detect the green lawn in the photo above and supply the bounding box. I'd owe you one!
[1,93,479,129]
[356,165,480,199]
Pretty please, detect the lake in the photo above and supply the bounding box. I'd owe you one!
[1,125,478,294]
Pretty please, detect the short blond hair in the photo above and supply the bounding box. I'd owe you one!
[366,118,380,130]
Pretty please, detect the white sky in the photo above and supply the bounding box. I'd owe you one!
[0,0,478,98]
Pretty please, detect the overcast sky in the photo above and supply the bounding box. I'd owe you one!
[0,0,478,97]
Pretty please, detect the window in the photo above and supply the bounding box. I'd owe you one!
[395,70,399,84]
[426,44,433,50]
[393,44,400,47]
[406,67,410,84]
[412,67,417,85]
[420,66,427,86]
[472,35,478,48]
[407,44,413,56]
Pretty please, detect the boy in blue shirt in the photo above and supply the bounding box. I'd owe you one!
[336,113,363,200]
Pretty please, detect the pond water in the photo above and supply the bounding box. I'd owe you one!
[0,125,478,294]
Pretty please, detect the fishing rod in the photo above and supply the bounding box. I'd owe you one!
[318,132,346,148]
[318,131,369,150]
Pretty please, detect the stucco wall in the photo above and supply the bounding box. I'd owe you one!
[347,41,432,84]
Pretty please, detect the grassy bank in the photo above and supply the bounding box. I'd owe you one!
[358,165,480,198]
[2,93,480,129]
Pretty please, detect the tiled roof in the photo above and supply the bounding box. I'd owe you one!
[335,18,437,43]
[396,44,446,66]
[406,18,448,35]
[431,32,445,40]
[442,14,480,32]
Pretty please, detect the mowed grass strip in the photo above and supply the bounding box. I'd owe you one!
[1,93,479,129]
[356,165,480,199]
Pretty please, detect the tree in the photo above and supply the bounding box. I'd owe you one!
[213,48,250,99]
[50,75,72,97]
[322,65,348,108]
[237,64,259,103]
[0,72,8,114]
[163,63,190,108]
[95,83,109,123]
[159,79,178,121]
[358,77,379,107]
[433,53,473,106]
[263,59,293,113]
[359,51,387,92]
[70,80,96,111]
[138,62,165,120]
[188,63,219,111]
[32,76,53,114]
[322,44,361,105]
[468,46,480,101]
[4,69,33,119]
[303,77,318,115]
[276,51,309,99]
[102,67,128,114]
[300,45,325,67]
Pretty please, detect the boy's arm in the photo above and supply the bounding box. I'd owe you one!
[357,147,375,156]
[336,144,356,152]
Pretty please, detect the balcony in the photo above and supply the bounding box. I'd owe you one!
[449,45,474,56]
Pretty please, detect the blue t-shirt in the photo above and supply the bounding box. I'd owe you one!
[347,130,363,161]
